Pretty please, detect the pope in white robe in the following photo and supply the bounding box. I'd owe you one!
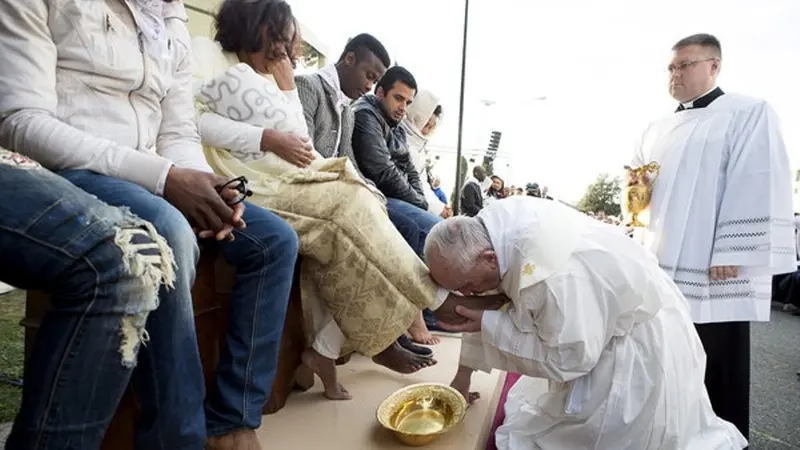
[424,197,747,450]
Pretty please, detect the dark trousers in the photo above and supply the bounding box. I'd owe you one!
[772,269,800,308]
[694,321,750,440]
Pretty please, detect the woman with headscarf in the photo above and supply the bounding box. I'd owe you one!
[191,0,461,401]
[400,91,450,219]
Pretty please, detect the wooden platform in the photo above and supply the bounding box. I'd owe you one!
[256,334,518,450]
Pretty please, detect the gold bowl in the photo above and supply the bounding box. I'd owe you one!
[377,383,467,446]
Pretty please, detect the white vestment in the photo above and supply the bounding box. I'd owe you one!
[630,93,795,323]
[460,197,746,450]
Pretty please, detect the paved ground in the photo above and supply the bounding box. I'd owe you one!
[0,422,9,446]
[750,307,800,449]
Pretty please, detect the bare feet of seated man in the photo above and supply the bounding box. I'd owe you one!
[298,342,437,401]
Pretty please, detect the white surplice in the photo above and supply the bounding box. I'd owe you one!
[460,197,746,450]
[631,93,796,323]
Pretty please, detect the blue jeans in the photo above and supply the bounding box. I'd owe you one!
[385,199,442,327]
[0,162,174,449]
[385,199,441,256]
[60,170,298,442]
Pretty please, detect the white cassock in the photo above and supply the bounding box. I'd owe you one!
[631,93,796,323]
[459,197,747,450]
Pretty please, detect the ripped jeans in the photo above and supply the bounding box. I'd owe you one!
[60,170,298,441]
[0,156,177,449]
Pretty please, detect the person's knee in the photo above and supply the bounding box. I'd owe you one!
[110,217,178,369]
[146,204,199,269]
[272,218,299,261]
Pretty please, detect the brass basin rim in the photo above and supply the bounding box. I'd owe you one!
[376,382,468,436]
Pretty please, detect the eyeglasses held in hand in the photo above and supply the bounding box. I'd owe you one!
[215,176,253,206]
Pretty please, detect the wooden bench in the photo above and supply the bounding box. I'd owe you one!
[22,248,309,450]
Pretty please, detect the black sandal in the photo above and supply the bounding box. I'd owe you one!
[397,335,433,358]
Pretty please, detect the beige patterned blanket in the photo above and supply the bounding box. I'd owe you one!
[196,63,437,356]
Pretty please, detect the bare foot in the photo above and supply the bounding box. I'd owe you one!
[372,341,437,373]
[295,364,314,391]
[450,368,480,407]
[301,348,352,400]
[409,311,440,345]
[206,428,262,450]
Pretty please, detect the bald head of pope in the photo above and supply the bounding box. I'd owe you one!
[424,216,503,296]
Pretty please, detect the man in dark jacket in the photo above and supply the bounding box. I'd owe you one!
[351,66,443,248]
[352,66,444,344]
[352,66,430,211]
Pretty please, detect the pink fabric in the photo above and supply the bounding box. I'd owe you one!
[485,373,522,450]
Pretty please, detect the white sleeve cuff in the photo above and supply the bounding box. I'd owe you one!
[431,287,450,310]
[155,162,173,196]
[245,124,264,155]
[481,310,503,338]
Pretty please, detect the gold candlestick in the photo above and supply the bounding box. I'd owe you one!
[623,161,660,227]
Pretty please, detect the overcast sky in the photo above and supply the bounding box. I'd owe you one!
[290,0,800,202]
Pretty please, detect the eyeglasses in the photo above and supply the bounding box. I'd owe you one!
[667,58,717,74]
[215,176,253,206]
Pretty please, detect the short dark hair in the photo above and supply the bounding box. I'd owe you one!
[672,33,722,58]
[376,66,417,95]
[215,0,298,59]
[433,105,443,117]
[338,33,391,68]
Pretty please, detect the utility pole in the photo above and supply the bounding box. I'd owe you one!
[453,0,470,215]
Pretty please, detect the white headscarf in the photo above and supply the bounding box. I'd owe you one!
[130,0,171,59]
[400,89,441,173]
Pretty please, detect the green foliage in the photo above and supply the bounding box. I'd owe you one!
[0,289,24,422]
[577,173,622,217]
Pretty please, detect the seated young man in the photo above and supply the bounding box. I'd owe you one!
[295,33,388,182]
[298,38,440,345]
[0,2,297,449]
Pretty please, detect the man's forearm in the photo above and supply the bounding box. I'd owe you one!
[0,109,172,194]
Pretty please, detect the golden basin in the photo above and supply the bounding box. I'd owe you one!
[377,383,467,446]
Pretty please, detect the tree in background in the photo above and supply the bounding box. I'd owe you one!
[577,173,622,217]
